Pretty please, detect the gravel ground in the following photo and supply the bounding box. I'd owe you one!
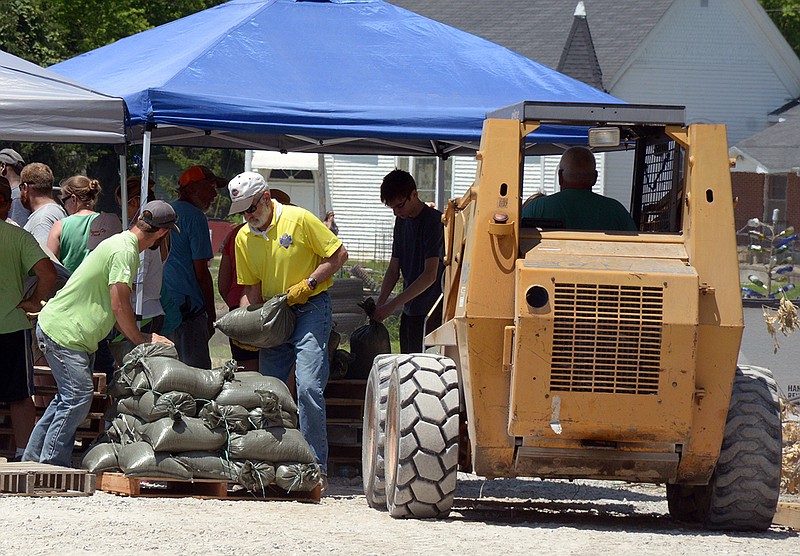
[0,473,797,555]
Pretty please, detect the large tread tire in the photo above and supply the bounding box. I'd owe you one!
[332,312,366,337]
[362,354,407,509]
[384,354,460,519]
[667,365,781,531]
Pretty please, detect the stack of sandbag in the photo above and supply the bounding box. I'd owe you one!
[83,343,321,494]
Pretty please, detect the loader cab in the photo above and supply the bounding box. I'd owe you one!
[513,104,687,237]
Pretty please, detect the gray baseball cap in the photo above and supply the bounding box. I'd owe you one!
[0,148,24,169]
[140,200,180,232]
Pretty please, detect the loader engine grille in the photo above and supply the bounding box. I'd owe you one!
[550,283,663,395]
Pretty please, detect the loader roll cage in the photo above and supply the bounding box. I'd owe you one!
[499,101,688,234]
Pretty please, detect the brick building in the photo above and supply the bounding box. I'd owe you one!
[730,102,800,235]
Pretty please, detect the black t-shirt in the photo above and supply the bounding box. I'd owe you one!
[391,203,444,316]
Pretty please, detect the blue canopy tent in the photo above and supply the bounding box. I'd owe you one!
[50,0,622,159]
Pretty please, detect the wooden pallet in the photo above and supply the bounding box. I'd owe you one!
[98,472,321,502]
[325,379,366,472]
[0,462,95,496]
[774,501,800,530]
[0,366,108,459]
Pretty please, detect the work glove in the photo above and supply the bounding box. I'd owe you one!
[286,280,314,306]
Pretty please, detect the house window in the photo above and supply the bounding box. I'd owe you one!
[765,174,787,226]
[394,157,453,204]
[269,169,314,180]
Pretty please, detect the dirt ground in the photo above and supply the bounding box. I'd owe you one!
[0,473,797,555]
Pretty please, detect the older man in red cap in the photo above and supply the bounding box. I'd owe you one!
[162,165,226,367]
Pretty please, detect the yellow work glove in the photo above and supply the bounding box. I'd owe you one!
[286,280,314,306]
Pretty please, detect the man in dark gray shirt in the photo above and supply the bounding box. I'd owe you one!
[374,169,444,353]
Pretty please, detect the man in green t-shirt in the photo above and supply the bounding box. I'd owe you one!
[522,146,637,231]
[0,177,56,460]
[23,201,177,467]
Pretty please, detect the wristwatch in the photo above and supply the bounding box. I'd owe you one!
[307,277,318,290]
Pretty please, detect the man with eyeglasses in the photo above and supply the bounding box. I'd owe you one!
[227,171,348,493]
[374,169,444,353]
[162,165,226,368]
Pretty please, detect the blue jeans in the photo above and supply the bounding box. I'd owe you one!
[259,292,332,473]
[23,325,95,467]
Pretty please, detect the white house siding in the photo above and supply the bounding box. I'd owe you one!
[451,154,600,200]
[326,149,611,261]
[601,151,636,207]
[324,154,397,261]
[609,0,800,145]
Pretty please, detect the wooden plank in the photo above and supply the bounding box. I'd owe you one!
[774,501,800,530]
[97,472,140,496]
[98,472,320,502]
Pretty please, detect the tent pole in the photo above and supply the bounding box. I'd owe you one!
[436,157,446,211]
[318,153,329,218]
[119,153,128,226]
[134,128,153,327]
[244,149,253,172]
[141,129,151,206]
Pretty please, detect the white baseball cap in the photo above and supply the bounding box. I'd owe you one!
[86,212,123,250]
[228,172,268,215]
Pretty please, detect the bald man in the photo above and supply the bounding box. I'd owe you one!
[522,146,637,231]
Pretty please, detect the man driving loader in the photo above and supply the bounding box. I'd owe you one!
[522,146,637,231]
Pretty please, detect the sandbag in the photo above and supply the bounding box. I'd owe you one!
[248,406,298,430]
[173,452,242,481]
[137,416,228,452]
[105,414,146,445]
[117,441,192,479]
[275,463,321,492]
[81,442,119,473]
[132,358,236,400]
[113,391,197,423]
[108,342,180,398]
[348,298,391,379]
[198,402,251,434]
[215,372,298,414]
[329,349,353,380]
[214,295,295,349]
[238,460,277,495]
[227,428,315,463]
[108,338,135,368]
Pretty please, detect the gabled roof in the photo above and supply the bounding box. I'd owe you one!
[732,103,800,173]
[557,3,604,90]
[388,0,674,85]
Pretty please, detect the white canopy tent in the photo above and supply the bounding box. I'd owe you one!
[0,49,126,145]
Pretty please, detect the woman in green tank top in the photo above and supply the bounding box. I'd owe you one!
[47,175,102,273]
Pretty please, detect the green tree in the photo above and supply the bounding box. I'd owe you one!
[0,0,235,200]
[760,0,800,58]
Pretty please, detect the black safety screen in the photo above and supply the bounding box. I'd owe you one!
[631,138,684,233]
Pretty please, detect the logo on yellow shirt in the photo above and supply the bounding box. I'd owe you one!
[279,233,293,249]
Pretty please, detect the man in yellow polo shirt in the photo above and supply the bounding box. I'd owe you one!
[228,172,348,492]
